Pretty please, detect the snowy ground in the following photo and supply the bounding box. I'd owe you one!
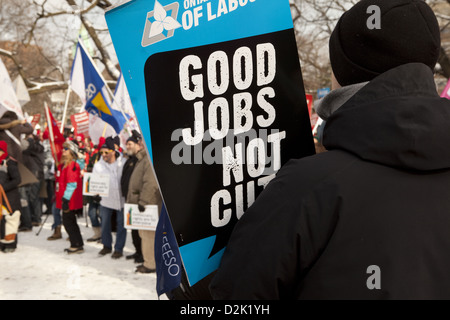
[0,213,166,300]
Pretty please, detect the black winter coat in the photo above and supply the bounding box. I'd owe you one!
[0,158,22,212]
[121,155,138,198]
[22,137,44,181]
[210,63,450,299]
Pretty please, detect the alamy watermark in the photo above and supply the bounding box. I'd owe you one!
[366,265,381,290]
[366,5,381,30]
[171,128,286,176]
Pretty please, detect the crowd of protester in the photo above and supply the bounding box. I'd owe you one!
[0,111,161,274]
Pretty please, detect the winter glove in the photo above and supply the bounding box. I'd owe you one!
[138,204,146,212]
[93,195,102,203]
[62,198,70,212]
[20,139,30,151]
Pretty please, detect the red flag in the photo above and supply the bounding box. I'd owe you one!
[44,103,65,165]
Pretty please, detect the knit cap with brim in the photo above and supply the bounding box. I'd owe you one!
[63,140,79,159]
[329,0,440,87]
[126,130,142,144]
[101,136,116,151]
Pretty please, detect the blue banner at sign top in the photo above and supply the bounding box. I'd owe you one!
[105,0,309,287]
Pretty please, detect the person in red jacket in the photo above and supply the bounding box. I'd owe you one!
[56,140,84,254]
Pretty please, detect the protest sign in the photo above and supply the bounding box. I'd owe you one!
[123,203,159,231]
[70,111,90,137]
[106,0,315,285]
[30,114,41,129]
[82,172,110,197]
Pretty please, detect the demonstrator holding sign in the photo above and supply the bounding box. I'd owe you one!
[92,137,125,259]
[125,133,162,273]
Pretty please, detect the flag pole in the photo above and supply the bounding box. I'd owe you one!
[102,122,108,137]
[61,83,72,134]
[45,102,59,167]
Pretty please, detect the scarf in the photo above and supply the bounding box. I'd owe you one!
[315,82,368,121]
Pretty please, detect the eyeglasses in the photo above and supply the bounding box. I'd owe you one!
[63,147,69,151]
[100,150,111,155]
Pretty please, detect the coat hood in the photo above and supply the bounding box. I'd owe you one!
[323,63,450,171]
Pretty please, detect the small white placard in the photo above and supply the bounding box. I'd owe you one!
[123,203,159,231]
[82,173,110,197]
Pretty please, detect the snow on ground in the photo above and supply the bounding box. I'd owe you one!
[0,214,166,300]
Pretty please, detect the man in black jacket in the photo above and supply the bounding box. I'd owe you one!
[21,134,44,228]
[210,0,450,299]
[120,130,144,263]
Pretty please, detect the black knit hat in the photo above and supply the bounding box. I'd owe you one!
[101,136,116,151]
[126,130,142,144]
[329,0,440,87]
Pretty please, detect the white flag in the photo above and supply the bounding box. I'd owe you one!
[111,73,135,118]
[0,58,23,119]
[112,73,139,145]
[88,113,115,146]
[70,43,86,105]
[13,75,30,107]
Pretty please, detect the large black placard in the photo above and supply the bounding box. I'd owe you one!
[144,29,315,285]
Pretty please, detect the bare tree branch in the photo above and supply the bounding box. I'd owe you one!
[80,16,120,80]
[25,0,100,43]
[65,0,120,80]
[0,47,33,87]
[86,0,112,10]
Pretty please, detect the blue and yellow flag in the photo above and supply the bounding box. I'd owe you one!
[70,40,127,134]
